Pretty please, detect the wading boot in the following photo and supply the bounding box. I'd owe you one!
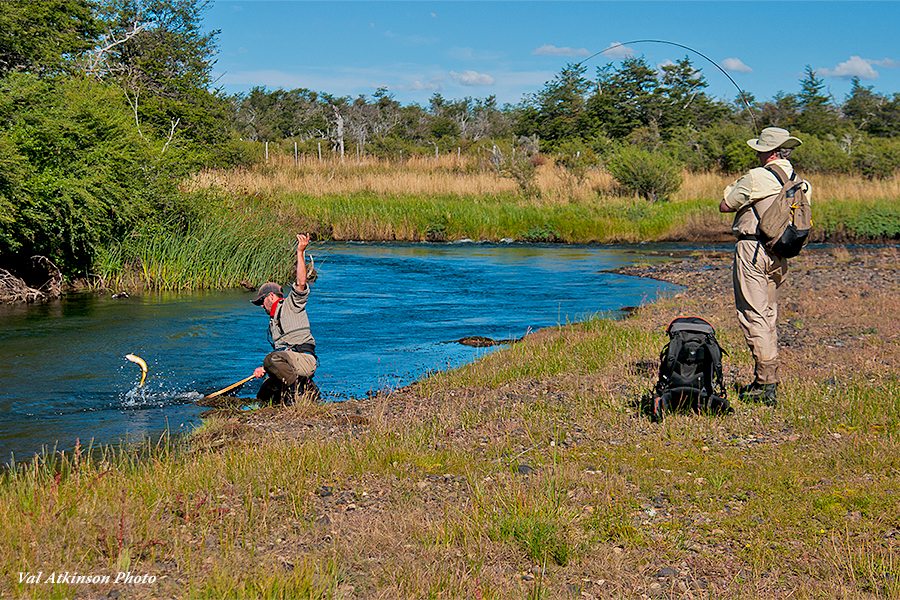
[256,376,283,405]
[738,382,777,407]
[291,377,322,403]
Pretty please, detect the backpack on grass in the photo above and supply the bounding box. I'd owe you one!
[646,316,731,423]
[754,164,812,258]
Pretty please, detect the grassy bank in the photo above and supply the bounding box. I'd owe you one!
[94,157,900,291]
[4,247,899,599]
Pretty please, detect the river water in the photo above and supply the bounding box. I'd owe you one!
[0,242,687,463]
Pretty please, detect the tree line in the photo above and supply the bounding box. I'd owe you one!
[233,59,900,177]
[1,0,899,284]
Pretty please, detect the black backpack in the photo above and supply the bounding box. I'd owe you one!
[648,316,731,422]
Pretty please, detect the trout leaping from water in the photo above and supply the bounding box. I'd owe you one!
[125,354,148,387]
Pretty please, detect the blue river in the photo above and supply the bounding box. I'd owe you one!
[0,242,692,463]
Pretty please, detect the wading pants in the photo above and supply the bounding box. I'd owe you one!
[257,350,317,404]
[733,240,787,385]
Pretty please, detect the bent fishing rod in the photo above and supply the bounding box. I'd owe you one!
[576,39,760,135]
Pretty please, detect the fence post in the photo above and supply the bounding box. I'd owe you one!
[294,141,298,166]
[318,142,322,162]
[265,141,269,164]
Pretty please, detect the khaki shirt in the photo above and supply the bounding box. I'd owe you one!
[268,283,315,350]
[723,159,813,237]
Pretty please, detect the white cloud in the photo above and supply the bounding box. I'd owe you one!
[601,42,634,60]
[721,58,753,74]
[450,70,495,86]
[394,79,444,92]
[817,56,879,80]
[871,58,900,69]
[532,45,590,58]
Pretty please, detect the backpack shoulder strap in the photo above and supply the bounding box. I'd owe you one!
[765,164,800,187]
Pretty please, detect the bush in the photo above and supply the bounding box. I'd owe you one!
[664,123,756,173]
[605,146,683,204]
[791,133,852,174]
[552,139,600,186]
[851,136,900,180]
[0,73,174,278]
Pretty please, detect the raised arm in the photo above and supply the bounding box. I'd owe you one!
[296,233,309,290]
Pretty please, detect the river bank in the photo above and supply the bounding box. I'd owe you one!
[3,245,900,599]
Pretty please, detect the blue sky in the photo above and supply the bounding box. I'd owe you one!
[204,1,900,108]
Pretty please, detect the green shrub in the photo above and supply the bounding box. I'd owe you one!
[851,136,900,180]
[605,146,683,204]
[552,139,600,186]
[0,73,172,277]
[791,133,852,174]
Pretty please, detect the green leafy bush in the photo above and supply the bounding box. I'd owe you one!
[791,133,852,174]
[851,136,900,180]
[552,139,600,186]
[0,73,171,277]
[605,147,683,204]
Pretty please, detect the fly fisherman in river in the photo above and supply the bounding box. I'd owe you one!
[719,127,811,407]
[251,233,319,404]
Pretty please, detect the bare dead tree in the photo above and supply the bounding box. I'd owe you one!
[331,105,345,162]
[84,22,150,78]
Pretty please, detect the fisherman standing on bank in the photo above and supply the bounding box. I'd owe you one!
[719,127,812,406]
[250,233,319,403]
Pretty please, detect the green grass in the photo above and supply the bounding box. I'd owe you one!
[815,197,900,239]
[3,303,900,597]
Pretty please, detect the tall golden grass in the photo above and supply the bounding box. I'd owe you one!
[185,154,900,205]
[187,154,620,206]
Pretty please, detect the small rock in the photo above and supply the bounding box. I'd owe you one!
[655,566,677,579]
[517,464,534,475]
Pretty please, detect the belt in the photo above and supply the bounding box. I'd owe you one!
[738,234,761,242]
[275,342,317,357]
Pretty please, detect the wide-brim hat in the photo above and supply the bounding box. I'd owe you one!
[747,127,802,152]
[250,282,283,305]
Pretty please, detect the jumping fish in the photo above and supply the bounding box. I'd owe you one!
[125,354,148,387]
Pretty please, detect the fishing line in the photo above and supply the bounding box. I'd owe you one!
[577,39,760,134]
